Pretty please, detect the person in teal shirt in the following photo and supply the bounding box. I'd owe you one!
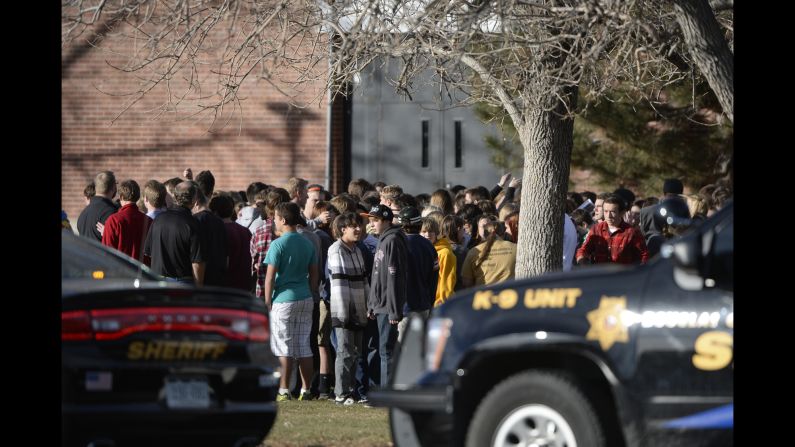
[264,202,318,401]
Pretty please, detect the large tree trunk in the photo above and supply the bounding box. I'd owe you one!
[672,0,734,123]
[515,102,576,278]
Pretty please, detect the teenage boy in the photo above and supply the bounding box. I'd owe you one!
[264,202,319,401]
[328,212,369,405]
[366,204,408,388]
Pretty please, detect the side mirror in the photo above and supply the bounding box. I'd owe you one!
[661,233,704,291]
[661,235,701,270]
[662,201,732,292]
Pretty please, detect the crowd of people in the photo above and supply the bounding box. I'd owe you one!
[63,168,733,405]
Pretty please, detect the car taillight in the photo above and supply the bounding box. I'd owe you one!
[62,310,92,341]
[61,308,270,342]
[248,313,270,342]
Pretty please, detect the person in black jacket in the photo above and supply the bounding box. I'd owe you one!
[192,187,228,287]
[396,206,438,342]
[77,171,119,241]
[143,181,206,285]
[640,178,683,242]
[366,204,408,388]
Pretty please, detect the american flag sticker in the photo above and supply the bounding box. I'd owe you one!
[85,371,112,391]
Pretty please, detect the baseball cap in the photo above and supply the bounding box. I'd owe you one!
[398,206,422,225]
[364,204,394,221]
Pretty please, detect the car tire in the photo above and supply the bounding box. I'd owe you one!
[389,408,423,447]
[465,370,604,447]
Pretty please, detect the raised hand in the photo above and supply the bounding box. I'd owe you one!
[498,172,512,188]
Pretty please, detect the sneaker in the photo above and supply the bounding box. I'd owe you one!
[357,394,369,404]
[335,395,355,406]
[298,391,314,401]
[276,392,291,402]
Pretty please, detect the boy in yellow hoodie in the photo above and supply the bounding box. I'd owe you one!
[420,218,457,306]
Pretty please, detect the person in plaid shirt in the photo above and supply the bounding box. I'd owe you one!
[576,194,649,266]
[251,188,291,298]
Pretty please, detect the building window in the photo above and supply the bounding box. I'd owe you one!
[454,120,463,168]
[422,120,430,168]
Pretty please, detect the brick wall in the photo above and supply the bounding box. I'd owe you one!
[62,22,334,225]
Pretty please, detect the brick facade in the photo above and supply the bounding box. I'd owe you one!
[62,22,342,225]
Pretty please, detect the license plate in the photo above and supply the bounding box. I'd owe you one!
[165,379,210,409]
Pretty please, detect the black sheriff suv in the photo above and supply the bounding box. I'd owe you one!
[371,201,733,447]
[61,232,280,447]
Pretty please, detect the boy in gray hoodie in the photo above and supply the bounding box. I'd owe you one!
[366,204,408,388]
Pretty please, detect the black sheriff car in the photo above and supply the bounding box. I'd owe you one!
[371,201,733,447]
[61,232,280,447]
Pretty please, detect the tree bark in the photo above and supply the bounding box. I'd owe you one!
[515,94,577,278]
[672,0,734,123]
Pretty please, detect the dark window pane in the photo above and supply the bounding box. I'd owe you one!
[422,120,429,168]
[455,121,462,168]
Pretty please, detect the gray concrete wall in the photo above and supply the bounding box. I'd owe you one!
[350,59,503,194]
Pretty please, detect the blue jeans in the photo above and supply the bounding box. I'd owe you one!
[355,318,379,396]
[375,314,398,388]
[164,276,195,285]
[334,327,363,397]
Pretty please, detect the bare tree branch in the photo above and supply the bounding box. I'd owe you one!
[709,0,733,12]
[63,0,733,275]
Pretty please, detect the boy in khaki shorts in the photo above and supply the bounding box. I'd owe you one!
[264,202,319,401]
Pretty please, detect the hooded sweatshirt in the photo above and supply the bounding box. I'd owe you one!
[368,225,408,321]
[433,237,457,306]
[404,233,438,314]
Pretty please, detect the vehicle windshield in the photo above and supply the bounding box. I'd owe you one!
[61,231,160,281]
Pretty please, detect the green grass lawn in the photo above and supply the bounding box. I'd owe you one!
[262,399,392,446]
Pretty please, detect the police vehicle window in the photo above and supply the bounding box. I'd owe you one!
[62,235,156,280]
[710,216,733,289]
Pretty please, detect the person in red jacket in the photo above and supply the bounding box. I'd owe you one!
[576,194,648,266]
[102,179,153,265]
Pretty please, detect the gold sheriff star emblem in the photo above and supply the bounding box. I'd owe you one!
[586,296,629,350]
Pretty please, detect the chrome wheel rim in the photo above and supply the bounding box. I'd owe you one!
[492,404,577,447]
